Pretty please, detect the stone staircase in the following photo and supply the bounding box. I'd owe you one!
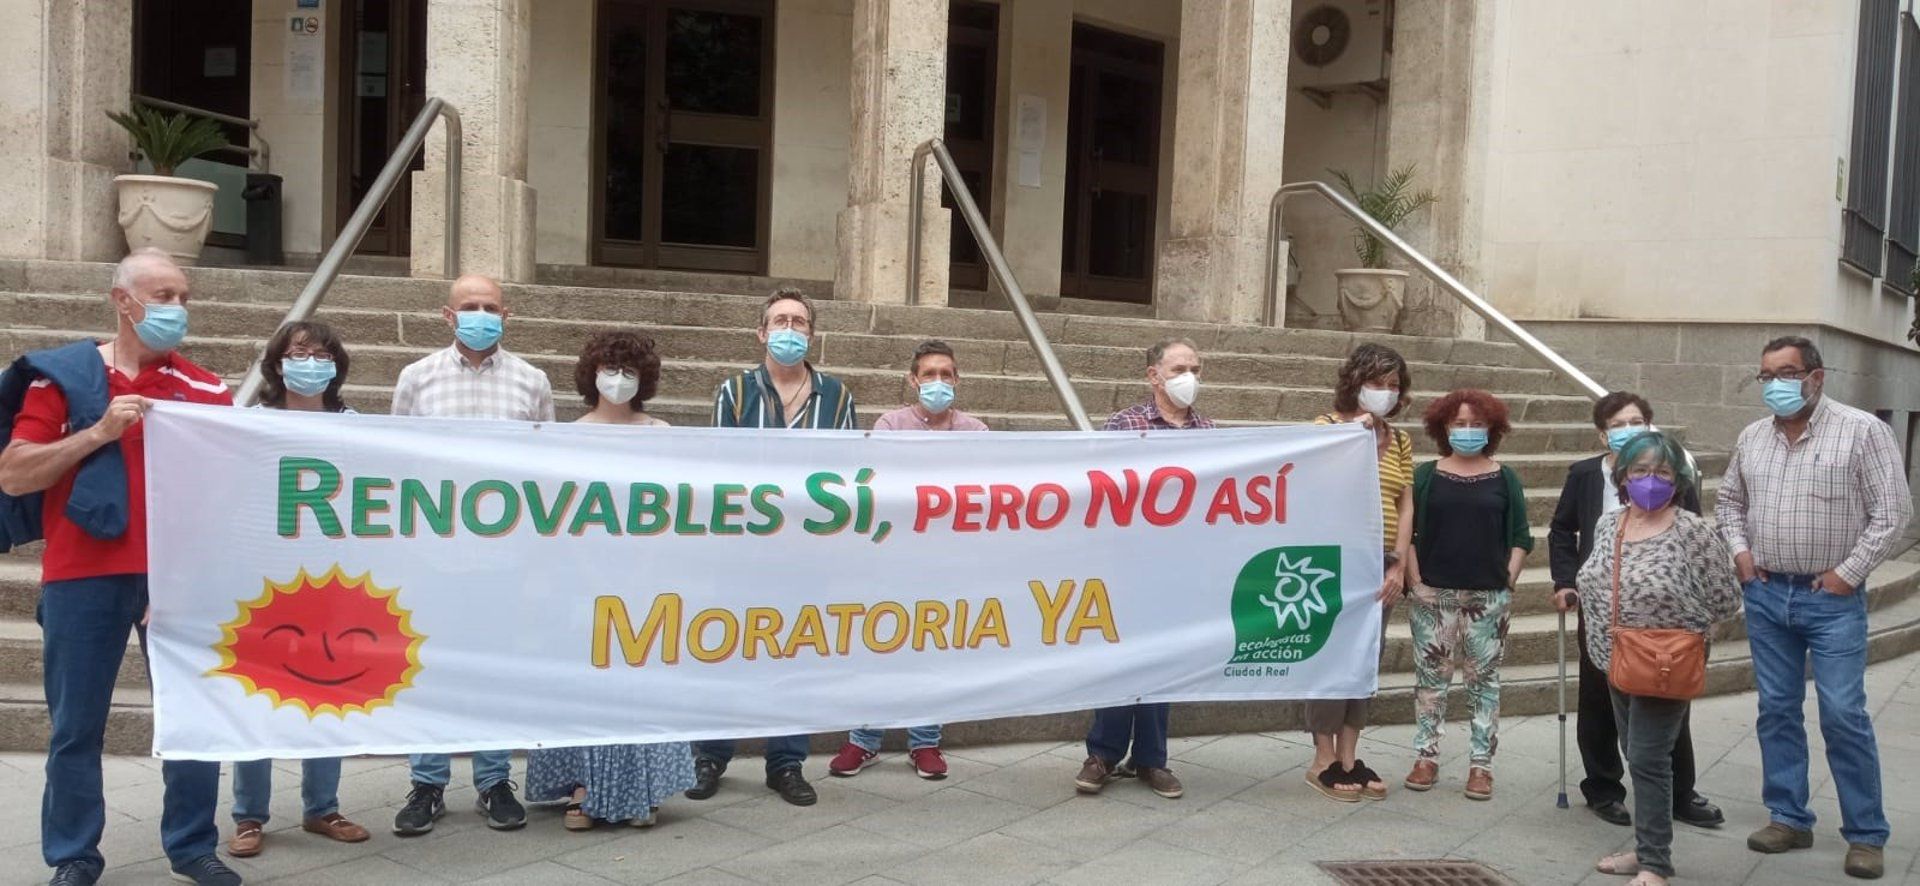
[0,258,1915,754]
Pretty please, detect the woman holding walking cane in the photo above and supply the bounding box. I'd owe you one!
[1575,431,1741,886]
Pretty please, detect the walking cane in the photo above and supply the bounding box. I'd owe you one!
[1556,608,1570,809]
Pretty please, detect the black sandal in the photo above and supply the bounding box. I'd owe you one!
[1350,759,1387,800]
[1307,763,1363,802]
[563,800,593,831]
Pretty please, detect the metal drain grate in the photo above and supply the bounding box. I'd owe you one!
[1317,860,1516,886]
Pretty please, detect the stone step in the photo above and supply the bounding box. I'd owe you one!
[0,259,1552,369]
[0,292,1578,396]
[6,567,1918,754]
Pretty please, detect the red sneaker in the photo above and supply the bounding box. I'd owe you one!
[909,747,948,780]
[828,742,877,777]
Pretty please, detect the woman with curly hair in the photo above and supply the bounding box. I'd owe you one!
[1402,389,1533,801]
[572,329,668,426]
[524,331,694,831]
[1304,344,1414,802]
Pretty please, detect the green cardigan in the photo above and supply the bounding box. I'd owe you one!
[1410,460,1535,558]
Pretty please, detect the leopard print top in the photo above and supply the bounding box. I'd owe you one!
[1574,508,1742,671]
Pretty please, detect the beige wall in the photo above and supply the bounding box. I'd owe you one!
[1481,0,1917,351]
[1280,94,1385,323]
[529,0,594,266]
[250,0,338,256]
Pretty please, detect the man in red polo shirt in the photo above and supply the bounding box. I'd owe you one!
[0,250,239,886]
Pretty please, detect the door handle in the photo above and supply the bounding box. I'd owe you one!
[1091,147,1103,197]
[656,99,672,156]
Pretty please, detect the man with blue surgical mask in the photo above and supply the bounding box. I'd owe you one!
[1548,392,1721,831]
[0,250,237,885]
[1718,336,1911,880]
[389,274,555,422]
[388,274,554,839]
[691,287,856,808]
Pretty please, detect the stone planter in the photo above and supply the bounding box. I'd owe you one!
[1334,268,1409,334]
[114,174,218,265]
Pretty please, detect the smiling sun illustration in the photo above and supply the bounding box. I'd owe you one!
[210,566,425,718]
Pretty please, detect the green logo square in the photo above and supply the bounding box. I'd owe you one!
[1228,546,1343,664]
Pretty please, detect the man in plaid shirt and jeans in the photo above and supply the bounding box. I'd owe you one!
[1074,337,1212,802]
[1717,336,1912,879]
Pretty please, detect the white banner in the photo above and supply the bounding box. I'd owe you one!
[144,404,1384,761]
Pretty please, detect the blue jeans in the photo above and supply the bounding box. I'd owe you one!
[408,751,513,792]
[849,725,943,751]
[1744,574,1887,846]
[1086,703,1171,769]
[39,575,220,870]
[232,758,342,823]
[694,736,809,773]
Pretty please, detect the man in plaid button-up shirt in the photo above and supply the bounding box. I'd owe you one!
[1074,337,1210,804]
[388,275,553,838]
[1717,336,1912,875]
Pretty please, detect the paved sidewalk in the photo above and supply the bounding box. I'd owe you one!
[5,656,1920,885]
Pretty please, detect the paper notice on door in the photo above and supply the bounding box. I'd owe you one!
[1015,94,1046,189]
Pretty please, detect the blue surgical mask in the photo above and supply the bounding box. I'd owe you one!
[280,357,337,397]
[1606,425,1647,453]
[1763,378,1807,418]
[918,380,955,414]
[132,303,188,351]
[454,310,503,351]
[1449,427,1489,455]
[766,328,809,367]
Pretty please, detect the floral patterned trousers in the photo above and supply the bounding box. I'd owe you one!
[1409,585,1512,768]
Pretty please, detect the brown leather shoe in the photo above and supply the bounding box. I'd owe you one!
[1074,755,1114,794]
[1844,843,1884,879]
[302,813,371,843]
[1746,822,1814,853]
[1137,766,1184,799]
[1403,759,1438,791]
[1464,767,1494,800]
[227,820,264,857]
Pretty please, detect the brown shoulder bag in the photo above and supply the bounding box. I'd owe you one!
[1607,512,1708,700]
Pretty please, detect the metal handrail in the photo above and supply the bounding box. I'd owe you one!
[132,95,271,173]
[1266,181,1608,400]
[908,139,1095,431]
[234,98,462,406]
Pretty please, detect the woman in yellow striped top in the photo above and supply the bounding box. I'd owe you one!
[1304,343,1416,802]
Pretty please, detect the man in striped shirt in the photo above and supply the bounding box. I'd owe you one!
[1717,336,1912,879]
[389,275,552,838]
[687,288,855,808]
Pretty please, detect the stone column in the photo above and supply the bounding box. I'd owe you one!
[1384,0,1494,339]
[834,0,950,305]
[410,0,537,281]
[1154,0,1290,325]
[0,0,133,261]
[992,0,1072,300]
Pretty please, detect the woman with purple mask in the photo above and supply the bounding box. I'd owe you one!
[1575,431,1741,886]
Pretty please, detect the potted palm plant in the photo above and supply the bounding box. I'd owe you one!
[106,105,229,264]
[1329,165,1437,334]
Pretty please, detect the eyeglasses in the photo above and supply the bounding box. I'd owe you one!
[598,367,638,379]
[285,350,334,362]
[1755,369,1813,383]
[767,315,811,332]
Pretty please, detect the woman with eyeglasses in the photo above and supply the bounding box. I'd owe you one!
[1577,431,1740,886]
[524,331,694,830]
[228,321,367,858]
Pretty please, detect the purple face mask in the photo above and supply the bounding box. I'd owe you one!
[1625,475,1676,511]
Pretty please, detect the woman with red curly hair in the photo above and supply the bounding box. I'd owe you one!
[1402,389,1533,802]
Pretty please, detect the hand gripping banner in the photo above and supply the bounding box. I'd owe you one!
[143,404,1384,760]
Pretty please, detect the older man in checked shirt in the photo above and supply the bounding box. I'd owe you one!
[1716,336,1912,880]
